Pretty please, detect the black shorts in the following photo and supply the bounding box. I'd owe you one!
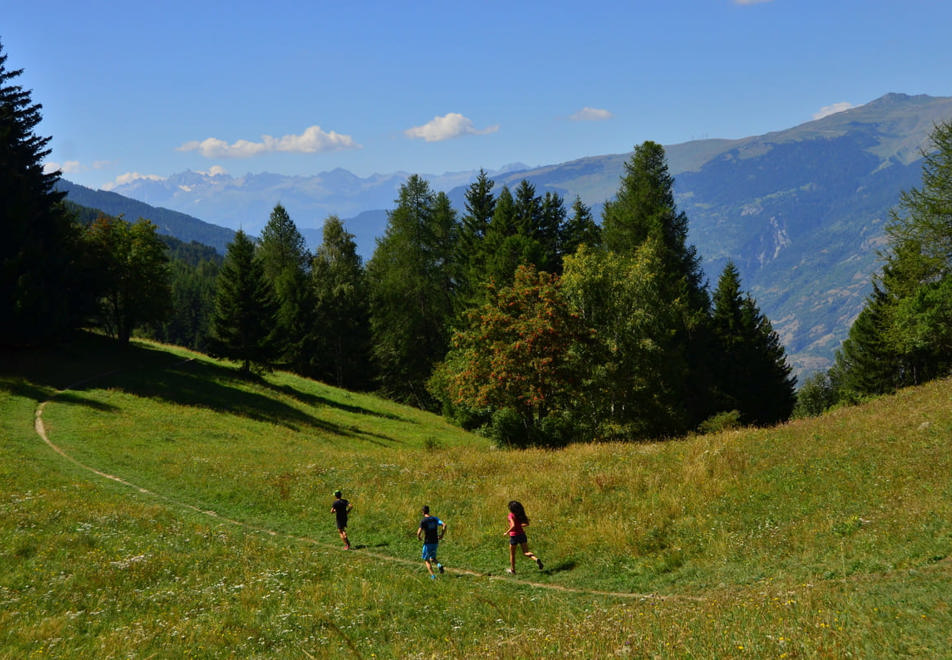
[509,532,528,546]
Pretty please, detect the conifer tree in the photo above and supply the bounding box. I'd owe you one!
[0,39,83,344]
[560,195,601,258]
[366,175,458,406]
[311,216,372,389]
[600,141,713,427]
[831,119,952,396]
[710,262,796,426]
[456,169,496,309]
[209,230,279,373]
[257,203,315,373]
[602,141,706,310]
[538,191,566,273]
[831,287,900,397]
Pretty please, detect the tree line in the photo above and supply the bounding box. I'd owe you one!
[2,37,797,446]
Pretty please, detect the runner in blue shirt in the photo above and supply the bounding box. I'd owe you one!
[416,505,446,579]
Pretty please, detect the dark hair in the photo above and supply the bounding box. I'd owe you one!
[508,500,529,525]
[421,505,430,514]
[334,490,342,498]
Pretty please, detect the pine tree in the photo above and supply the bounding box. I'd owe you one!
[208,230,279,373]
[0,39,83,344]
[456,169,496,306]
[311,215,373,389]
[710,262,796,426]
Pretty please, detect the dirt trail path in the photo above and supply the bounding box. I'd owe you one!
[33,365,699,602]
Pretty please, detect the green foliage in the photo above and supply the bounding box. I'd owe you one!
[151,257,219,352]
[310,216,373,389]
[710,261,796,426]
[208,230,279,373]
[696,409,742,434]
[257,204,316,374]
[793,370,839,418]
[831,119,952,399]
[455,169,496,310]
[0,39,85,344]
[366,176,458,407]
[83,215,172,346]
[560,195,601,257]
[562,243,692,439]
[434,265,592,446]
[602,141,707,312]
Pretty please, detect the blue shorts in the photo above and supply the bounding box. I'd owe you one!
[422,542,439,561]
[509,532,528,546]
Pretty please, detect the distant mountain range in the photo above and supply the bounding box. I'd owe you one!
[64,92,952,376]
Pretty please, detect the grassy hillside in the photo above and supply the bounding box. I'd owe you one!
[2,333,950,657]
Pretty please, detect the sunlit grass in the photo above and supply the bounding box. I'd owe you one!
[2,332,951,657]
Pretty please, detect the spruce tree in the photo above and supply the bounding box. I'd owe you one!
[311,216,372,389]
[0,39,83,344]
[560,195,601,258]
[209,230,279,373]
[710,262,796,426]
[456,169,496,307]
[600,141,713,427]
[257,204,315,373]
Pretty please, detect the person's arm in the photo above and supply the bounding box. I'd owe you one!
[347,502,353,513]
[505,514,515,536]
[439,521,446,540]
[417,525,423,541]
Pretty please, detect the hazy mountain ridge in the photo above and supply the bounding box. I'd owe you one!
[56,180,236,254]
[85,93,952,375]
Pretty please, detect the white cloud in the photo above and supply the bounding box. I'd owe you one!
[198,165,228,177]
[101,172,165,191]
[404,113,499,142]
[570,107,613,121]
[178,125,360,158]
[813,102,855,120]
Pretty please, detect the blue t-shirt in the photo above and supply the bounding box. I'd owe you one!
[419,516,443,544]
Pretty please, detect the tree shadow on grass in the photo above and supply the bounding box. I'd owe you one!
[2,332,417,444]
[265,382,409,422]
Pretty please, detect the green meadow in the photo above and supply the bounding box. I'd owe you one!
[2,333,951,658]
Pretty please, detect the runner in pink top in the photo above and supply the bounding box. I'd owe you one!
[505,500,544,574]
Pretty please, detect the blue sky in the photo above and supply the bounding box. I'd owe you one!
[4,0,950,190]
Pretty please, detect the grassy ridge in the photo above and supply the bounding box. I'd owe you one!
[2,333,951,657]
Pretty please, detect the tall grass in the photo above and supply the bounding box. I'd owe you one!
[2,332,950,657]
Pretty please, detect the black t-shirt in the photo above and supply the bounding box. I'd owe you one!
[419,516,443,544]
[332,498,349,527]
